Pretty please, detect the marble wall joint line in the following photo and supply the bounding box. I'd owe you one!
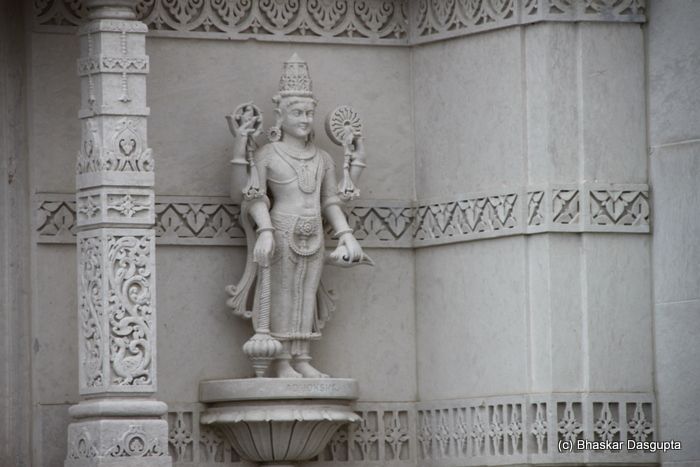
[34,183,649,248]
[162,393,656,466]
[33,0,645,46]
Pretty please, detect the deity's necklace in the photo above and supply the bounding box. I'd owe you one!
[273,143,319,194]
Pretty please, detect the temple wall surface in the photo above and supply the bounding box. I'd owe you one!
[28,27,417,465]
[648,0,700,464]
[3,0,698,466]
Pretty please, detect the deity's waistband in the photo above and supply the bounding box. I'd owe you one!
[271,211,321,231]
[270,211,324,256]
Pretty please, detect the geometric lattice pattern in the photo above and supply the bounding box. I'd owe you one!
[35,183,650,247]
[164,394,656,466]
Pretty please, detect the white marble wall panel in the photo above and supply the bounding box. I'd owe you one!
[648,2,700,464]
[654,300,700,461]
[415,238,528,400]
[35,404,72,467]
[580,23,646,183]
[527,234,585,392]
[583,235,653,392]
[33,245,79,404]
[147,40,414,199]
[525,23,579,185]
[314,250,417,402]
[29,35,414,199]
[155,246,251,403]
[647,0,700,147]
[651,142,700,304]
[412,28,525,199]
[30,33,80,194]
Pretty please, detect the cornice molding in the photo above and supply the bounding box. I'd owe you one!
[33,0,645,46]
[34,183,650,248]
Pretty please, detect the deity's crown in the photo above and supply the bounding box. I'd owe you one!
[278,53,313,98]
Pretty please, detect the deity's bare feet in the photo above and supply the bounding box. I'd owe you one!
[292,360,329,378]
[274,360,302,378]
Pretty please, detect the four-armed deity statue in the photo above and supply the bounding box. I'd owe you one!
[199,54,368,466]
[224,53,372,379]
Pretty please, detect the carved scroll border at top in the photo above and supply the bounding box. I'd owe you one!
[33,0,645,46]
[34,184,650,248]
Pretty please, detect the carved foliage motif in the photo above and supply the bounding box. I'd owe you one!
[105,424,165,457]
[413,0,645,42]
[107,118,154,172]
[77,118,154,175]
[107,234,155,386]
[78,235,105,389]
[107,193,152,218]
[77,118,102,174]
[67,428,99,460]
[35,0,408,42]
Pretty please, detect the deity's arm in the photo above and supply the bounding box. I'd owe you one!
[320,153,352,235]
[348,137,367,184]
[228,110,257,204]
[245,152,273,232]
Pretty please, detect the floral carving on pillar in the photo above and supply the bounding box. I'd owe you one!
[78,236,105,390]
[107,234,155,386]
[105,425,165,457]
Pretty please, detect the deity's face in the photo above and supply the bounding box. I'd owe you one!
[279,98,316,140]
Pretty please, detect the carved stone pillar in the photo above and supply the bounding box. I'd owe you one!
[65,1,171,465]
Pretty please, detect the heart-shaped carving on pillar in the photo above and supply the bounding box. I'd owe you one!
[119,138,137,157]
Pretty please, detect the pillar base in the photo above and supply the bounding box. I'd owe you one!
[65,399,172,466]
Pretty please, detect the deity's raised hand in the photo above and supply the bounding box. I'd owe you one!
[226,103,261,139]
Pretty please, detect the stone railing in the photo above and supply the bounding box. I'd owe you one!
[163,393,657,466]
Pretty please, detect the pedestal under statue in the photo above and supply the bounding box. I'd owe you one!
[199,53,371,466]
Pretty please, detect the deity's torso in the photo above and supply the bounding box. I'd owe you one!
[256,142,333,218]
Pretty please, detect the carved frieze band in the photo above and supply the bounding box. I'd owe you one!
[412,0,646,44]
[34,0,409,44]
[35,0,644,45]
[67,420,168,460]
[35,184,649,247]
[164,394,655,466]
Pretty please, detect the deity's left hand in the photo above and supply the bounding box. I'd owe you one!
[336,232,363,263]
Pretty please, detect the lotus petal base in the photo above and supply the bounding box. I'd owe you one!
[199,378,359,465]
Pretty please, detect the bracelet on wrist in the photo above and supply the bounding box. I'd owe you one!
[256,227,274,234]
[334,228,353,238]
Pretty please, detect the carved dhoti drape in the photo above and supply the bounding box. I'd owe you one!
[262,211,325,341]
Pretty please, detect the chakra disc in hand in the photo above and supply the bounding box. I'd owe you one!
[325,105,362,146]
[233,102,263,137]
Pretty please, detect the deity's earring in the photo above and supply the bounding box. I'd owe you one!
[267,125,282,142]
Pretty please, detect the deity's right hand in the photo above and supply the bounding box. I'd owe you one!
[226,109,260,139]
[253,230,275,267]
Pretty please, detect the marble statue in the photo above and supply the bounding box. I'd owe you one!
[225,53,371,379]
